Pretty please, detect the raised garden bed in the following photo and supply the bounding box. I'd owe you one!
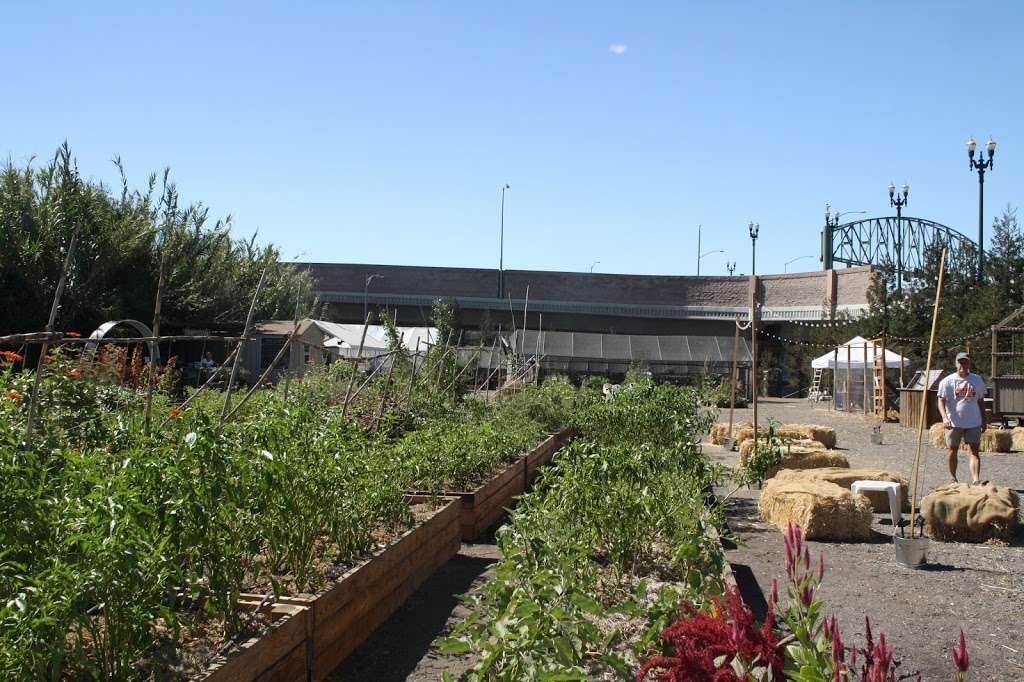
[410,430,574,541]
[202,599,311,682]
[247,496,462,681]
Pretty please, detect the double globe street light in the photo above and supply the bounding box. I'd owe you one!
[888,182,909,294]
[967,136,996,286]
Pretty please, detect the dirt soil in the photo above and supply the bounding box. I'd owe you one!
[716,399,1024,681]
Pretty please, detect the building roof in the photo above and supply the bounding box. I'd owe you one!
[510,329,751,365]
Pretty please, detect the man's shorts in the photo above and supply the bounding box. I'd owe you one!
[945,426,982,449]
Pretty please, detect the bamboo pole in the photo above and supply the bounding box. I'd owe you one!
[862,340,869,415]
[283,286,304,401]
[25,223,82,445]
[341,314,371,418]
[728,316,741,439]
[403,338,422,409]
[880,333,887,418]
[372,333,402,433]
[345,348,404,407]
[221,266,267,424]
[0,332,63,345]
[144,245,169,436]
[845,344,851,413]
[909,249,947,538]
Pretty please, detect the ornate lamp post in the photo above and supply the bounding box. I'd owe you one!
[726,261,736,276]
[967,136,996,286]
[888,182,909,294]
[748,222,759,276]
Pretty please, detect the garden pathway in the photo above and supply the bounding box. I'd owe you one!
[714,398,1024,681]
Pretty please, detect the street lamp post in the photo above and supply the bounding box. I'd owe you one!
[589,260,600,273]
[498,183,510,298]
[748,221,760,448]
[698,249,724,276]
[967,136,996,286]
[785,255,815,272]
[726,261,736,277]
[822,204,867,271]
[888,182,909,294]
[364,274,383,322]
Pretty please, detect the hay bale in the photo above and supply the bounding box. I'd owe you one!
[1014,426,1024,452]
[738,438,827,466]
[928,423,1012,452]
[774,467,910,512]
[777,424,837,449]
[922,482,1019,543]
[764,447,849,478]
[710,422,751,445]
[759,478,873,541]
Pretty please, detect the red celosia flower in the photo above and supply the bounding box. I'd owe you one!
[5,390,22,401]
[0,351,24,363]
[66,368,81,378]
[952,630,969,674]
[169,408,182,418]
[636,586,783,681]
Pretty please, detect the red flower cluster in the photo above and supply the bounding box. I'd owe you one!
[66,368,81,378]
[168,408,182,418]
[0,351,24,364]
[65,331,82,337]
[5,389,22,401]
[636,585,782,681]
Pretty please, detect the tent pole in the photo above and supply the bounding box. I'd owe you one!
[863,341,869,415]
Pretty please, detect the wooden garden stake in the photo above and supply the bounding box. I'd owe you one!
[751,275,759,455]
[221,265,267,424]
[25,223,81,445]
[728,316,741,440]
[403,338,421,410]
[341,314,371,419]
[283,285,304,401]
[225,317,303,422]
[372,333,401,433]
[909,248,947,539]
[144,243,169,436]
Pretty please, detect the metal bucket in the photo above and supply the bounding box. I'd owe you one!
[893,535,929,568]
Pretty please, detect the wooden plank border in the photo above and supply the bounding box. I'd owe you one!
[255,496,461,681]
[202,601,312,682]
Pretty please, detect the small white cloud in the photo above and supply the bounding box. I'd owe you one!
[608,43,627,55]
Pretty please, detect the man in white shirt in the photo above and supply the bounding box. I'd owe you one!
[936,352,988,485]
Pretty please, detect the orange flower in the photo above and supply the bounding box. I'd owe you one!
[66,368,81,378]
[0,351,24,363]
[5,390,21,401]
[169,408,182,418]
[65,331,82,338]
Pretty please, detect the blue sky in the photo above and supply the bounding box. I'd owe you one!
[4,2,1023,276]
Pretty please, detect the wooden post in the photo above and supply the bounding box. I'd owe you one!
[991,326,997,380]
[372,334,401,433]
[221,266,267,423]
[880,334,887,418]
[846,343,852,412]
[283,286,304,401]
[25,223,81,445]
[341,314,371,418]
[910,249,948,538]
[831,345,838,412]
[727,316,740,440]
[144,244,169,436]
[863,340,869,415]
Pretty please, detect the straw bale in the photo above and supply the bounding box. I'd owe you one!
[710,422,751,445]
[922,482,1019,543]
[759,478,873,541]
[928,423,1012,452]
[776,424,837,449]
[738,438,827,465]
[1013,426,1024,451]
[774,467,910,512]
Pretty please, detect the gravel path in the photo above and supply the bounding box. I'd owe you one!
[714,399,1024,681]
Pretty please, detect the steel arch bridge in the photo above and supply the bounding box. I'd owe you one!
[821,216,977,274]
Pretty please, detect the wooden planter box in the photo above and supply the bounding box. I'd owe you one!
[257,496,461,681]
[409,429,576,541]
[202,599,311,682]
[525,427,575,484]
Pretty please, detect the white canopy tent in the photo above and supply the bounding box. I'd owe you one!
[811,336,909,412]
[811,336,909,369]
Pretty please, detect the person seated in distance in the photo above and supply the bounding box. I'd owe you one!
[936,352,988,486]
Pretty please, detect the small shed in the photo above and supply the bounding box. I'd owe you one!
[244,320,327,384]
[899,369,947,430]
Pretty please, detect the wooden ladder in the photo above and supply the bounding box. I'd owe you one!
[809,367,824,401]
[872,337,886,418]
